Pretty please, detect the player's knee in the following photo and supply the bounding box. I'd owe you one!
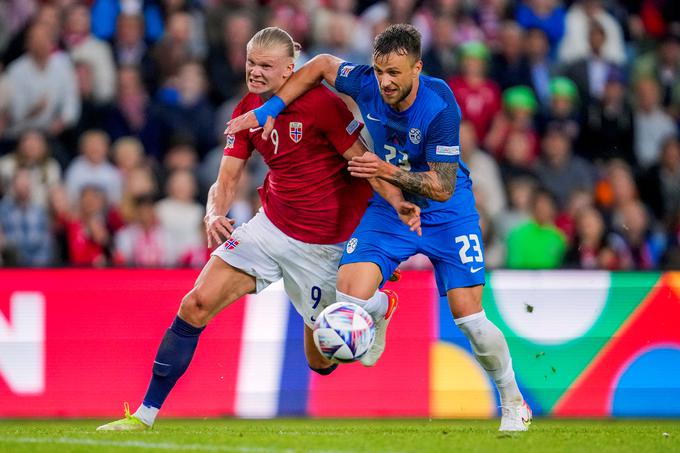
[309,363,338,376]
[179,290,213,327]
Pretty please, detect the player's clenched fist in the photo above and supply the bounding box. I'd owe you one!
[204,214,236,248]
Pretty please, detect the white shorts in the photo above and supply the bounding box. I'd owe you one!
[211,209,344,327]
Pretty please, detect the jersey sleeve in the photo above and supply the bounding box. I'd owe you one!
[223,100,254,159]
[334,63,375,100]
[315,89,364,154]
[424,104,461,164]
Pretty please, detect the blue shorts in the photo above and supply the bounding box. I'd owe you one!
[340,207,486,296]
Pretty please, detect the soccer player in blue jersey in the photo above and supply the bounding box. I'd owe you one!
[227,24,531,431]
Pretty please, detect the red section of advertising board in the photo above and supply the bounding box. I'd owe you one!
[0,270,246,417]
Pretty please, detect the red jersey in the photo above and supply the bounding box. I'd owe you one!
[224,86,371,244]
[447,76,501,141]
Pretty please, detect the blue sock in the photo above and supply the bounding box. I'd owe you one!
[142,315,205,409]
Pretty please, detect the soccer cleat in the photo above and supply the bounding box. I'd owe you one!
[96,402,151,431]
[360,289,398,367]
[388,268,401,282]
[499,401,532,432]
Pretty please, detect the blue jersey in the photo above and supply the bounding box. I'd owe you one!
[335,63,478,226]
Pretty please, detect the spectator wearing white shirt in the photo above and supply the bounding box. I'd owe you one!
[65,130,122,205]
[4,23,80,139]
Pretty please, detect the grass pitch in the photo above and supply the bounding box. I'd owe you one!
[0,419,677,453]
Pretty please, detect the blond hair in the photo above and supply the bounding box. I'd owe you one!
[247,27,301,60]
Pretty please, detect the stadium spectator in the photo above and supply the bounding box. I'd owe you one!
[515,0,566,52]
[90,0,163,43]
[1,2,60,68]
[447,41,501,143]
[151,11,199,89]
[579,67,636,165]
[104,66,163,160]
[112,136,145,177]
[536,77,580,141]
[485,85,539,159]
[612,200,667,270]
[478,205,505,269]
[554,188,594,241]
[0,168,53,267]
[633,31,680,114]
[111,13,156,90]
[633,77,677,169]
[490,21,532,90]
[155,170,204,264]
[114,194,169,267]
[495,176,536,241]
[535,125,595,209]
[119,165,159,223]
[3,23,80,139]
[638,137,680,225]
[595,159,640,220]
[66,185,117,267]
[506,187,567,269]
[157,61,216,156]
[562,19,623,106]
[558,0,626,65]
[62,3,116,104]
[205,11,255,105]
[65,130,123,205]
[499,130,539,185]
[459,120,506,219]
[563,205,628,270]
[525,27,556,108]
[48,183,71,265]
[0,130,61,208]
[421,16,457,79]
[311,10,369,64]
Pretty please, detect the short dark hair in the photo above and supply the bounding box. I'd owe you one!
[373,24,421,61]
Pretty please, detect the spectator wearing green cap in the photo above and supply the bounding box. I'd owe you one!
[447,40,501,144]
[537,77,581,142]
[485,85,539,161]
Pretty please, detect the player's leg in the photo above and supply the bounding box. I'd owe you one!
[425,220,530,431]
[97,258,255,431]
[303,325,338,374]
[98,211,281,430]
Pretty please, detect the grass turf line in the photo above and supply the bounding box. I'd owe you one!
[0,419,677,453]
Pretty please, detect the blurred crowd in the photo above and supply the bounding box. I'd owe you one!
[0,0,680,271]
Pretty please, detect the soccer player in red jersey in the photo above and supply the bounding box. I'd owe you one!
[97,27,419,431]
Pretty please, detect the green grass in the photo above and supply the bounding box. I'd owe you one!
[0,419,678,453]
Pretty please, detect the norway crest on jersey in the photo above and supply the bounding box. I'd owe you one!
[289,122,303,143]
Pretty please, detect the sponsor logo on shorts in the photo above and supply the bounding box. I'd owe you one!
[409,128,422,144]
[289,122,303,143]
[340,65,355,77]
[436,145,459,156]
[224,238,240,250]
[346,119,360,135]
[346,238,358,254]
[225,134,235,149]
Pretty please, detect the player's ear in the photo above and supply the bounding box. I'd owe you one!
[283,62,295,79]
[413,59,423,77]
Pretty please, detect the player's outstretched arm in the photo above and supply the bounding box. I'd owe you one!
[349,152,457,202]
[343,140,421,235]
[225,54,344,137]
[205,156,247,247]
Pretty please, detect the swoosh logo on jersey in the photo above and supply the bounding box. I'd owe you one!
[470,266,484,273]
[249,127,263,132]
[366,113,381,122]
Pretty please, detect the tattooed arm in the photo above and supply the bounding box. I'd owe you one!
[348,152,457,202]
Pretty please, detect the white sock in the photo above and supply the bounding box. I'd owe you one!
[455,310,523,405]
[336,290,388,319]
[134,404,159,427]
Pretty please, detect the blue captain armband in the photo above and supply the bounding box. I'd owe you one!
[253,95,286,126]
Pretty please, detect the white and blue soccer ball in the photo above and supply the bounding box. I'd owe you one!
[313,302,375,363]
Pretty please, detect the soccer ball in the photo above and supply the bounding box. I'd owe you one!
[313,302,375,363]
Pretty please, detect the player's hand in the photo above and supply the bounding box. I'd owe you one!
[396,201,422,236]
[204,214,236,248]
[348,152,387,178]
[224,112,276,141]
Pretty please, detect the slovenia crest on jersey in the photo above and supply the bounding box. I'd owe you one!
[289,122,303,143]
[409,128,422,144]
